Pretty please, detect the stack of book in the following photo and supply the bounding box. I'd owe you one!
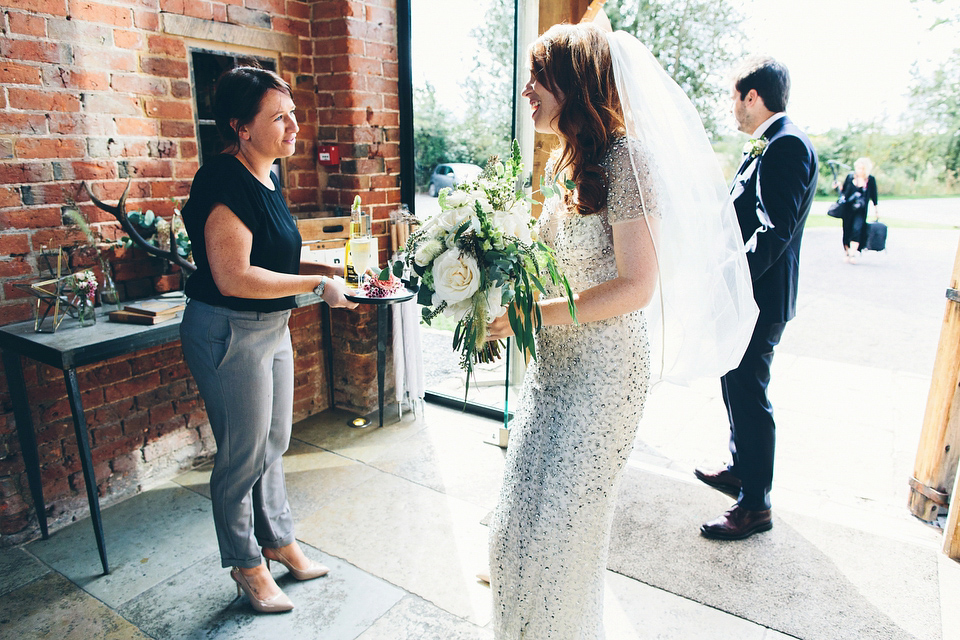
[108,298,185,325]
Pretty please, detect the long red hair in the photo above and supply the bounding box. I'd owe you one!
[530,23,624,215]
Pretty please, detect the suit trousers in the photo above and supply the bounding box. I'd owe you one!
[180,299,296,568]
[720,321,787,511]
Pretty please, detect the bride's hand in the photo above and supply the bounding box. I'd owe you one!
[486,312,514,341]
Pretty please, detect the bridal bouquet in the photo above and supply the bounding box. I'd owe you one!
[393,140,576,378]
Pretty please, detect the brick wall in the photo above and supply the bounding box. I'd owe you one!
[0,0,401,542]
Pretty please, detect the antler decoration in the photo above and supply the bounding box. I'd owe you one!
[83,179,196,273]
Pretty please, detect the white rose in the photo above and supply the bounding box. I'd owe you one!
[444,190,471,209]
[431,249,481,303]
[437,205,473,232]
[414,238,444,267]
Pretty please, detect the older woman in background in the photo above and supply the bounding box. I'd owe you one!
[837,157,879,264]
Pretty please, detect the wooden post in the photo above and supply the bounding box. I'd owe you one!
[908,236,960,523]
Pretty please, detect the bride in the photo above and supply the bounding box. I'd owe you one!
[485,19,758,640]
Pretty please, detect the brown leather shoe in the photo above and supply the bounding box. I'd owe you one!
[694,467,741,498]
[700,504,772,540]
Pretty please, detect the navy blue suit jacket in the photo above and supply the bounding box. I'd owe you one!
[733,116,818,324]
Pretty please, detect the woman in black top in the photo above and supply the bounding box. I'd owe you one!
[837,157,879,264]
[179,66,356,613]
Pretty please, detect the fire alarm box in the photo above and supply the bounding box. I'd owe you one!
[317,145,339,166]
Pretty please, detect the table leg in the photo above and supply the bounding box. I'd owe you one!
[1,349,48,539]
[377,304,387,428]
[63,368,109,575]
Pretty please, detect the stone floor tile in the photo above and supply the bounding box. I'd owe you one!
[0,571,150,640]
[297,468,493,626]
[354,594,493,640]
[603,570,770,640]
[27,481,218,609]
[367,420,505,512]
[0,545,50,597]
[119,545,403,640]
[293,406,429,464]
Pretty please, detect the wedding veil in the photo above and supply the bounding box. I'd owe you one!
[604,25,759,384]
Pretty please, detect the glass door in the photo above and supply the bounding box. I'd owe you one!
[409,0,526,419]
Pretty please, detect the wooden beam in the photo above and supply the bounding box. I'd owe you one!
[909,236,960,523]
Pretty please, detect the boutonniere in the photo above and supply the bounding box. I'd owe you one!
[743,137,768,159]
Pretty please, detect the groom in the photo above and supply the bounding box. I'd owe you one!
[697,56,818,540]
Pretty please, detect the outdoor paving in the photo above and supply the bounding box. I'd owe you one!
[1,199,959,638]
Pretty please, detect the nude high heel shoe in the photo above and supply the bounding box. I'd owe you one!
[231,567,294,613]
[263,546,329,581]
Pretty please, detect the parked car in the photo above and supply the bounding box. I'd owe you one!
[427,163,483,197]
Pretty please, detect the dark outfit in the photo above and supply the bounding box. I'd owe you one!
[839,173,878,250]
[724,116,818,511]
[179,154,305,568]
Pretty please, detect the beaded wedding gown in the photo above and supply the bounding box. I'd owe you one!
[489,137,658,639]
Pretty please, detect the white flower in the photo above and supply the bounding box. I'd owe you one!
[431,249,481,304]
[443,190,472,209]
[437,203,475,233]
[414,238,444,267]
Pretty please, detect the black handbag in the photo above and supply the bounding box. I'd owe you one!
[827,197,846,218]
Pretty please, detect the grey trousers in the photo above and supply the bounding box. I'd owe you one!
[180,299,296,568]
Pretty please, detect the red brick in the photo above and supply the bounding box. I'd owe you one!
[143,98,193,120]
[14,138,86,160]
[170,80,192,99]
[111,259,164,283]
[0,186,21,209]
[113,29,145,50]
[115,117,160,136]
[78,362,133,388]
[283,0,308,18]
[43,68,110,91]
[246,0,284,12]
[150,180,191,198]
[0,301,33,325]
[72,46,137,73]
[91,422,123,447]
[69,160,118,181]
[140,56,189,79]
[0,233,30,256]
[47,113,114,136]
[179,140,197,159]
[0,255,35,278]
[68,0,134,27]
[158,0,185,12]
[1,60,43,85]
[160,120,195,138]
[8,88,82,112]
[8,0,68,15]
[0,39,66,64]
[272,17,309,37]
[183,0,213,20]
[30,228,88,249]
[0,113,47,136]
[133,8,159,31]
[146,34,186,57]
[80,92,141,115]
[212,3,226,21]
[173,160,199,179]
[111,73,168,97]
[0,206,60,229]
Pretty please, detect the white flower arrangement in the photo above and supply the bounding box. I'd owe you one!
[743,137,768,158]
[393,140,577,379]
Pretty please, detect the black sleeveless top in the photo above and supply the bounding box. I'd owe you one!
[182,154,301,312]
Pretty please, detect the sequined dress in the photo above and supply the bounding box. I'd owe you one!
[489,137,658,639]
